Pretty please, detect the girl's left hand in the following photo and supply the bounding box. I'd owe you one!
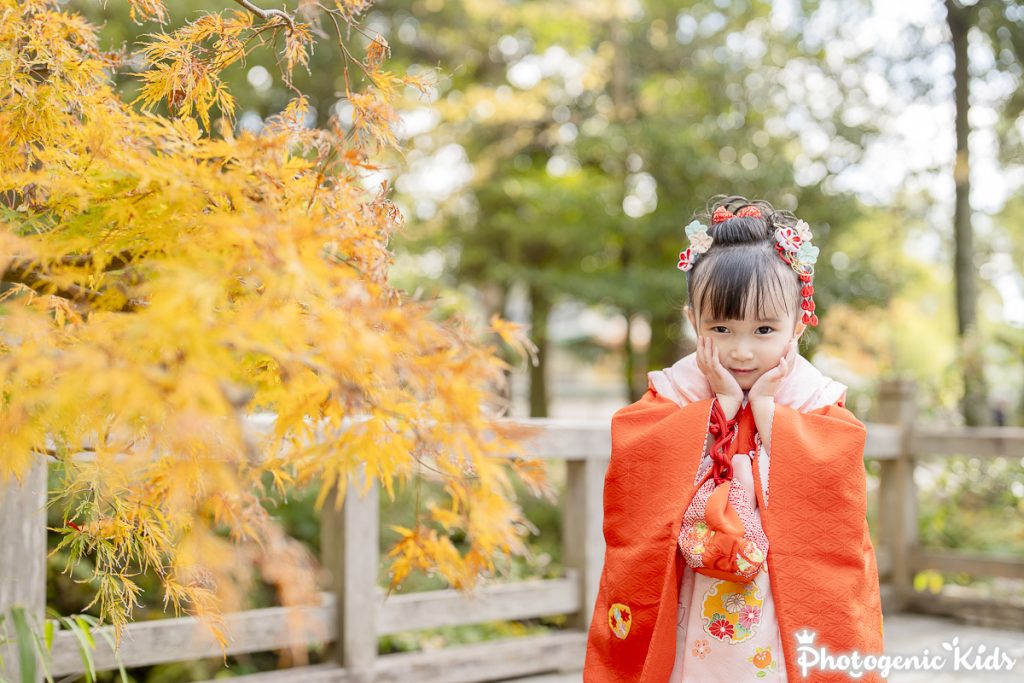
[748,338,798,402]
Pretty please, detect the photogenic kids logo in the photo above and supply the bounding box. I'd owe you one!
[794,629,1018,679]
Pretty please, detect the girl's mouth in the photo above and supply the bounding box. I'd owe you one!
[731,368,755,374]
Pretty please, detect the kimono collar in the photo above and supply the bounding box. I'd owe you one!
[647,350,847,413]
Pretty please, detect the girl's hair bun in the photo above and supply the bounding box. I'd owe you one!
[695,194,797,245]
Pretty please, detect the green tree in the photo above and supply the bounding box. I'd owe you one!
[386,0,883,409]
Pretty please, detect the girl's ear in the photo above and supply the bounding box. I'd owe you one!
[794,320,807,339]
[685,304,697,333]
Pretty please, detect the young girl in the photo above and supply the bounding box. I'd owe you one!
[583,196,886,682]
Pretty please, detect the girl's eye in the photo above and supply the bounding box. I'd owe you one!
[711,326,728,333]
[757,326,775,334]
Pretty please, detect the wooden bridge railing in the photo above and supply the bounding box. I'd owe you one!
[1,378,1023,682]
[873,380,1024,628]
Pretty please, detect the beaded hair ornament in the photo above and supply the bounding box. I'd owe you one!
[676,205,820,326]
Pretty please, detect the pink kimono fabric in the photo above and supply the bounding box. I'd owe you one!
[668,410,786,682]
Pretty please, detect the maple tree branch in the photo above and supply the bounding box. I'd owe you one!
[2,258,145,312]
[2,249,139,278]
[57,250,138,271]
[207,20,283,74]
[232,0,295,31]
[34,437,140,460]
[322,8,376,83]
[2,263,104,302]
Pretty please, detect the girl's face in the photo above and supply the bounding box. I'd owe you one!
[685,296,805,392]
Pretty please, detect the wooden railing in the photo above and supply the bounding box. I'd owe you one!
[872,380,1024,629]
[1,378,1023,682]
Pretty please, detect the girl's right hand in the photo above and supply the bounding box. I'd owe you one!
[696,335,744,415]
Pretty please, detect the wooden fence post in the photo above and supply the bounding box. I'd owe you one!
[874,378,918,613]
[321,469,379,680]
[0,459,47,683]
[563,457,607,633]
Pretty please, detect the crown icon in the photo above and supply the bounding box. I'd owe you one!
[794,629,817,646]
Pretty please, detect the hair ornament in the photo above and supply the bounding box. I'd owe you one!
[676,219,712,272]
[712,206,732,223]
[772,218,819,326]
[712,205,763,223]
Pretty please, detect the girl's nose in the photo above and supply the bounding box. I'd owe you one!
[731,347,754,361]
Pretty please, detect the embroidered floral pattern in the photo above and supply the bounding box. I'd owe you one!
[735,538,766,576]
[723,592,745,614]
[608,603,631,640]
[682,520,714,557]
[708,618,735,640]
[692,638,711,659]
[739,604,762,630]
[701,579,764,643]
[749,645,779,678]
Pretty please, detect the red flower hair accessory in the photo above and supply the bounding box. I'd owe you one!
[772,219,819,326]
[712,205,763,223]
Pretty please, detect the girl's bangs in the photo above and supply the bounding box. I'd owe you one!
[692,250,797,323]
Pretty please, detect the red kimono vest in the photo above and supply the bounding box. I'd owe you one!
[584,390,886,683]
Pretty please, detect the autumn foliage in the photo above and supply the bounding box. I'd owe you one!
[0,0,543,640]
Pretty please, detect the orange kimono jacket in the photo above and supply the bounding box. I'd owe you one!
[584,354,886,683]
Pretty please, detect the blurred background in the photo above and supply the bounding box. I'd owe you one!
[77,0,1024,426]
[47,0,1024,680]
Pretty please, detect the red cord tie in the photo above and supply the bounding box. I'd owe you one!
[708,398,740,485]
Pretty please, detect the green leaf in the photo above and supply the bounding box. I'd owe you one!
[85,616,129,683]
[43,621,54,652]
[61,616,96,683]
[9,606,37,683]
[73,616,95,650]
[27,625,54,683]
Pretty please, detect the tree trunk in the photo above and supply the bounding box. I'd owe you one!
[946,0,989,426]
[610,12,641,404]
[489,283,513,417]
[1018,373,1024,426]
[527,283,550,417]
[623,311,644,402]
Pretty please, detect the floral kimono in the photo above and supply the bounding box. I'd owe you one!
[669,396,784,682]
[584,352,886,683]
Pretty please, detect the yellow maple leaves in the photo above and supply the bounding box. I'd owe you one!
[1,0,543,641]
[126,0,168,24]
[135,10,254,128]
